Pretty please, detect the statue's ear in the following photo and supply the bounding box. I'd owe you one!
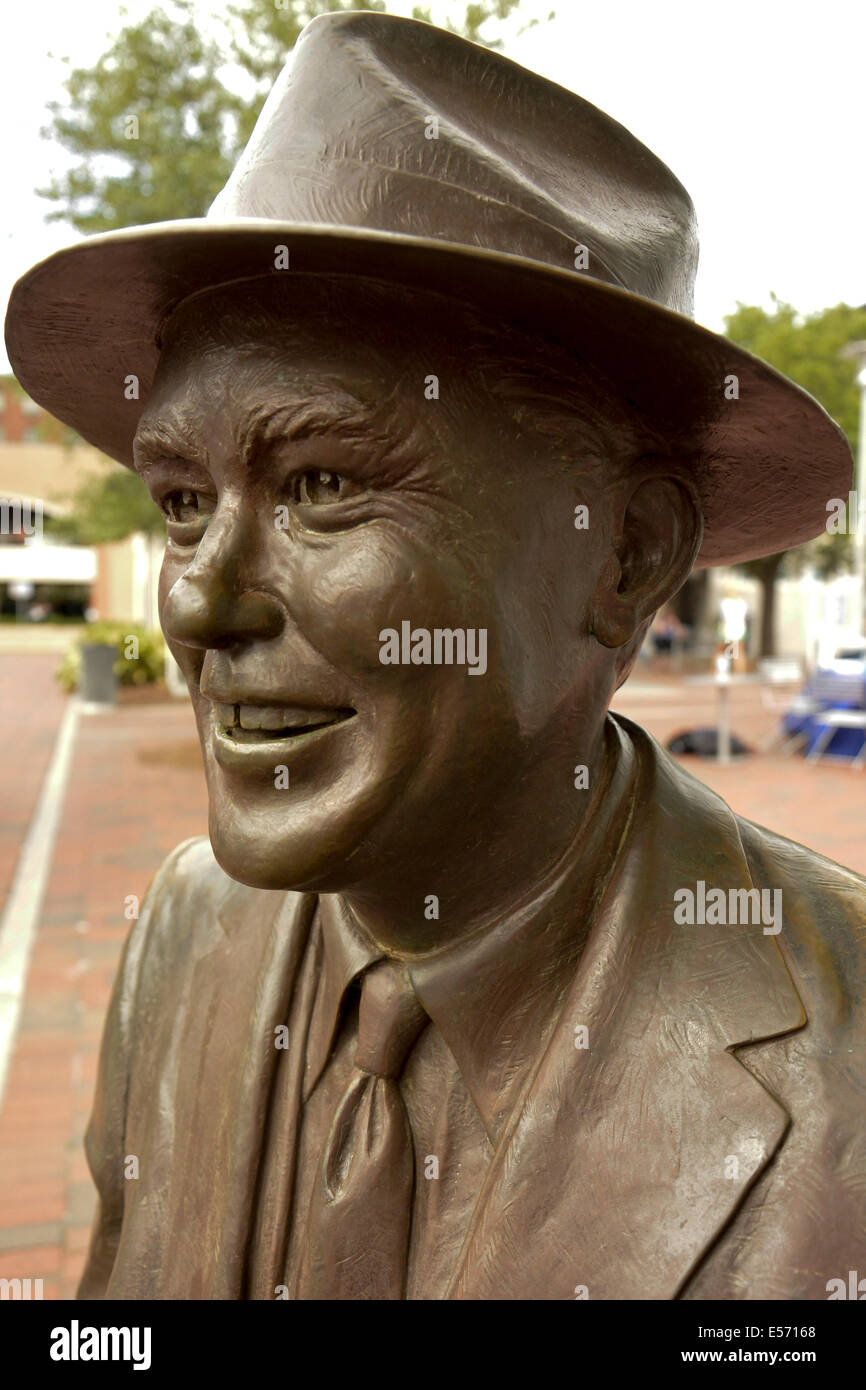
[590,471,702,650]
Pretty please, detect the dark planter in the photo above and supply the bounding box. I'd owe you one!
[81,643,117,706]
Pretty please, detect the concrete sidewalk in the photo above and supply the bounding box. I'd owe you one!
[0,657,863,1297]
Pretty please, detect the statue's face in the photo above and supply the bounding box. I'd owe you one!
[136,284,615,895]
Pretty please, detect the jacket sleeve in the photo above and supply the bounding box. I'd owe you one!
[77,837,204,1300]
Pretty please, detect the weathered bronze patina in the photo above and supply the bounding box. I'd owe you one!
[5,13,864,1300]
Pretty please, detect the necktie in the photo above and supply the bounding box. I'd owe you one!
[294,957,428,1300]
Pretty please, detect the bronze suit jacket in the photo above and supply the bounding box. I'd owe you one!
[78,714,866,1300]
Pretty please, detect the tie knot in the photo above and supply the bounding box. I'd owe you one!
[354,958,427,1078]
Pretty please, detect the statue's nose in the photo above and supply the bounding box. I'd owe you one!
[161,512,285,650]
[164,574,284,650]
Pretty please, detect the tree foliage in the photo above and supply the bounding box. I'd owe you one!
[49,468,165,544]
[724,297,866,583]
[40,2,236,231]
[724,297,866,460]
[719,297,866,655]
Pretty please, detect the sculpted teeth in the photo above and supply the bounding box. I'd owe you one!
[241,705,298,731]
[213,702,343,731]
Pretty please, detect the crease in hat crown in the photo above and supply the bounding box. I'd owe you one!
[210,8,699,316]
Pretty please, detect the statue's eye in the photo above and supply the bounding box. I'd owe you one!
[294,470,359,505]
[164,489,210,524]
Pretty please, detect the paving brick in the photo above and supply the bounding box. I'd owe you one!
[0,1222,64,1252]
[0,1244,62,1277]
[64,1183,97,1227]
[0,657,207,1286]
[64,1224,93,1254]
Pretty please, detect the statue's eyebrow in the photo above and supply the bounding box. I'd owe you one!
[133,388,423,479]
[237,392,389,466]
[132,417,209,469]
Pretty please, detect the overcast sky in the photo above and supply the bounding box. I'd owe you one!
[1,0,863,373]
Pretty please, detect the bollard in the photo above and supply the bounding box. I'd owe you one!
[714,653,732,763]
[81,643,117,706]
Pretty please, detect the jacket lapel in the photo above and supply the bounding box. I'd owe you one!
[159,882,317,1298]
[449,719,806,1300]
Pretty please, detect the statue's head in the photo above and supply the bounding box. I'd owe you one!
[5,13,850,930]
[135,274,702,897]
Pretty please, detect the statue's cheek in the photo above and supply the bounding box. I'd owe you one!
[291,527,470,675]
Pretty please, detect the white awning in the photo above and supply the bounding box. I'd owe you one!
[0,543,96,583]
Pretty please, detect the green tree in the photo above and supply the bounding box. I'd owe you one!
[49,468,165,544]
[40,1,236,231]
[41,0,542,233]
[723,297,866,656]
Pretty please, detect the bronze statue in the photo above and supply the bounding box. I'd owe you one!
[5,12,864,1300]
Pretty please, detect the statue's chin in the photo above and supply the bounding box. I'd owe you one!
[207,815,358,895]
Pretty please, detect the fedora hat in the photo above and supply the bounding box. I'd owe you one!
[4,11,851,566]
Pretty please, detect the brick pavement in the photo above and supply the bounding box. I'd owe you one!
[0,672,207,1299]
[611,673,866,875]
[0,653,67,920]
[0,656,863,1298]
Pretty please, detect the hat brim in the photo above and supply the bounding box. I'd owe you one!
[4,218,852,567]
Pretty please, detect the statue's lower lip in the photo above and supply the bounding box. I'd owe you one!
[217,719,347,743]
[211,711,355,763]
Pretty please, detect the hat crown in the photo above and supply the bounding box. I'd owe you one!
[210,11,698,316]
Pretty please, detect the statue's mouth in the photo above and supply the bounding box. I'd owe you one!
[212,703,356,744]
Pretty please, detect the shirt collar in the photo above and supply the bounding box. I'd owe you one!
[306,715,638,1143]
[303,894,380,1102]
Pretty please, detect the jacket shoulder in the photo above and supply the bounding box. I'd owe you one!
[145,833,232,927]
[132,835,312,978]
[736,812,866,941]
[737,812,866,899]
[684,815,866,1297]
[735,813,866,1042]
[149,833,233,910]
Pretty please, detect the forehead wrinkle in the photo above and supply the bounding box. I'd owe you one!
[235,384,441,480]
[236,389,376,464]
